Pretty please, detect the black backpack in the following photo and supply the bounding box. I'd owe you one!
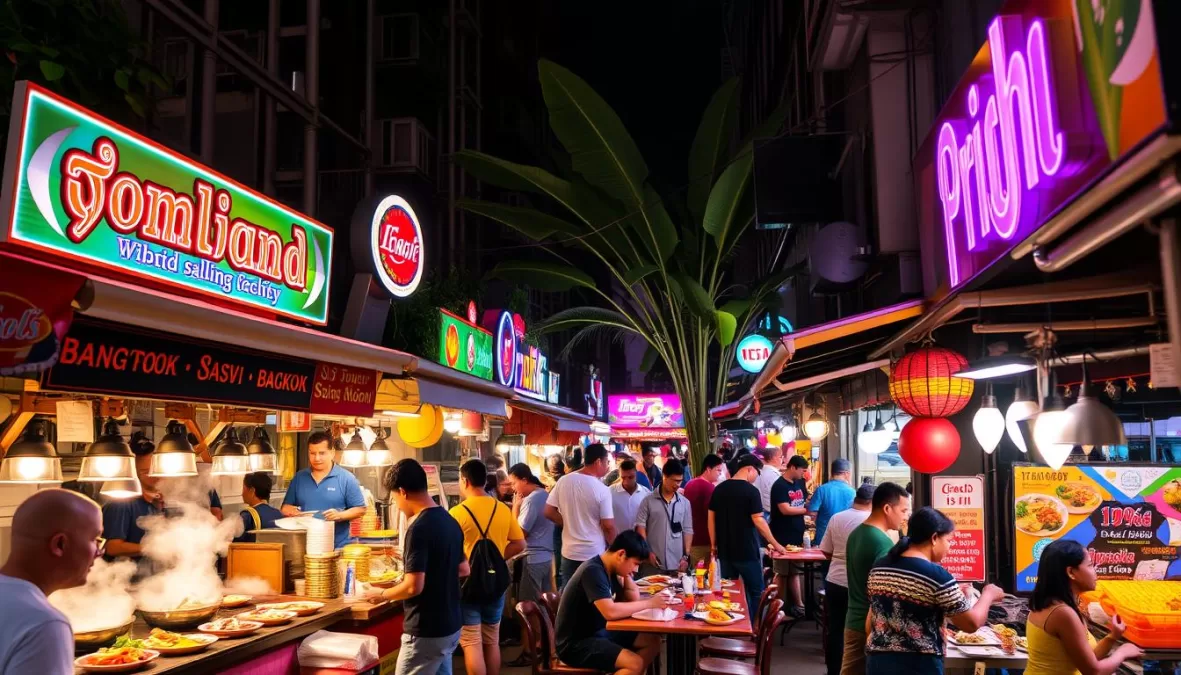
[460,500,511,604]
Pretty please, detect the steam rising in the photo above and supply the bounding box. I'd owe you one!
[135,502,245,610]
[49,559,138,633]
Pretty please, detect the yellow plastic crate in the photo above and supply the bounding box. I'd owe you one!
[1085,581,1181,648]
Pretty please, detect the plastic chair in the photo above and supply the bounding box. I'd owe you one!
[699,584,779,659]
[514,601,602,675]
[696,603,786,675]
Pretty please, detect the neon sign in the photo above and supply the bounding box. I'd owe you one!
[369,195,423,298]
[1,83,333,324]
[736,334,773,373]
[917,3,1166,290]
[494,310,516,386]
[488,309,555,401]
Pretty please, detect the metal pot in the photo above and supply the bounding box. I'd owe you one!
[74,619,135,650]
[138,603,220,629]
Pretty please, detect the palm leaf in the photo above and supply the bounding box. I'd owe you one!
[555,323,636,362]
[703,153,753,252]
[716,310,738,346]
[669,273,716,322]
[638,186,679,263]
[485,260,595,292]
[456,198,582,241]
[688,77,740,226]
[533,306,638,334]
[640,343,661,372]
[622,264,659,287]
[454,151,617,229]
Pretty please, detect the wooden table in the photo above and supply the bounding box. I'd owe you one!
[770,548,827,621]
[607,579,753,673]
[944,643,1028,672]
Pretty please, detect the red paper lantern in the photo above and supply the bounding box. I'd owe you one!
[889,346,975,417]
[898,417,961,474]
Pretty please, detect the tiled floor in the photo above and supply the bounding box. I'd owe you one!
[458,618,828,674]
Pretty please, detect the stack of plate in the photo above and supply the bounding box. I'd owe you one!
[306,519,335,555]
[341,544,372,582]
[303,552,341,599]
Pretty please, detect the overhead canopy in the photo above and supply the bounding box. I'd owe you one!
[377,367,514,419]
[510,398,594,435]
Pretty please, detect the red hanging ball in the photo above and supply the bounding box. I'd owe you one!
[898,417,961,474]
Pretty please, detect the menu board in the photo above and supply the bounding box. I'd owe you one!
[1014,464,1181,592]
[931,476,985,582]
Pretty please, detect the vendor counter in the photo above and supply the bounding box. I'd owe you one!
[74,596,406,675]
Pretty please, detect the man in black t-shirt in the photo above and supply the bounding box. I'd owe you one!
[555,531,669,674]
[770,454,810,616]
[369,459,467,675]
[709,453,788,612]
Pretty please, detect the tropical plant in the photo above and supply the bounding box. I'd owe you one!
[456,60,790,469]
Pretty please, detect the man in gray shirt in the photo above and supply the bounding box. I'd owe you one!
[508,464,554,601]
[635,459,693,578]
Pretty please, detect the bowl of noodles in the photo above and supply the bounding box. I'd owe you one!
[1015,494,1068,536]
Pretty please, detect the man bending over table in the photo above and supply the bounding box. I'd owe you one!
[555,530,670,675]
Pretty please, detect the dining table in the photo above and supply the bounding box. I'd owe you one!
[770,547,827,621]
[606,577,754,674]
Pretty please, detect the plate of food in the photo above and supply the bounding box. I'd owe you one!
[255,601,324,617]
[707,600,743,612]
[142,628,218,655]
[636,575,675,586]
[1015,494,1068,536]
[783,545,803,553]
[1014,636,1028,652]
[368,569,404,588]
[236,609,296,626]
[990,624,1017,639]
[631,608,678,622]
[695,609,745,626]
[75,643,159,673]
[1054,483,1102,514]
[221,594,253,608]
[643,584,668,595]
[946,629,1000,646]
[198,617,264,638]
[720,579,736,588]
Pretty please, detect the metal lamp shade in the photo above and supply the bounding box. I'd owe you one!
[150,420,198,477]
[1060,386,1127,448]
[212,427,251,475]
[80,420,136,482]
[365,432,393,467]
[247,427,278,474]
[100,476,143,499]
[339,432,368,467]
[0,419,63,483]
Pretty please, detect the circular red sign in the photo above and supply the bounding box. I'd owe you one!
[370,196,424,298]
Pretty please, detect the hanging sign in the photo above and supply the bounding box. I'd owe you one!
[931,475,986,582]
[366,195,424,298]
[917,1,1167,290]
[438,309,493,380]
[487,309,554,400]
[736,334,774,373]
[0,83,334,324]
[45,319,317,410]
[0,255,84,376]
[1014,464,1181,592]
[309,364,378,417]
[279,411,312,433]
[608,394,684,429]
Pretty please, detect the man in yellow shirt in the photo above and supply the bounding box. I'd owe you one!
[450,459,526,675]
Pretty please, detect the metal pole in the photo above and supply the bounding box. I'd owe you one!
[1159,218,1181,384]
[200,0,219,164]
[1150,417,1158,463]
[303,0,320,217]
[448,0,457,268]
[263,0,279,196]
[364,0,375,198]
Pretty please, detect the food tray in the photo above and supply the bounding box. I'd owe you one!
[1087,580,1181,648]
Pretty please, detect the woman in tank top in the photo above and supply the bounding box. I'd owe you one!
[1024,540,1141,675]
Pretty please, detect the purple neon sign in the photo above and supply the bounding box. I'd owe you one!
[916,1,1166,291]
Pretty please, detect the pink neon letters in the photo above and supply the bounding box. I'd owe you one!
[936,17,1065,286]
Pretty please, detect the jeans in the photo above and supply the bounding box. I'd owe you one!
[720,558,764,615]
[553,526,567,589]
[824,581,849,675]
[560,557,585,589]
[395,631,459,675]
[461,593,506,626]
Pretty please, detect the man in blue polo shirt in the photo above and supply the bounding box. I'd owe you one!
[281,431,367,549]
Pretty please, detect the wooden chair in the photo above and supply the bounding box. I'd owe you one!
[514,601,601,675]
[696,604,787,675]
[698,585,779,659]
[540,591,561,623]
[762,566,774,588]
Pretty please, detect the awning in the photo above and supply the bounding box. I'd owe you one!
[376,369,514,419]
[713,300,923,419]
[510,398,594,435]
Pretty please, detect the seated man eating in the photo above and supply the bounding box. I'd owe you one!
[555,530,668,675]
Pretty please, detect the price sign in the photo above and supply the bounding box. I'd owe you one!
[931,475,986,582]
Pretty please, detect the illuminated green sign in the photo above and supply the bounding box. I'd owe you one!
[438,310,493,380]
[0,82,333,324]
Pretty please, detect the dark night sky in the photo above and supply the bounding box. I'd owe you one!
[546,1,725,187]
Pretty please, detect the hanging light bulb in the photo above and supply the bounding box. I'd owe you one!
[79,419,136,482]
[211,427,251,475]
[247,427,277,473]
[1032,392,1073,470]
[1005,387,1039,454]
[366,428,393,466]
[339,430,369,467]
[972,387,1005,455]
[0,418,62,483]
[100,476,143,499]
[779,421,796,441]
[857,418,874,453]
[803,410,829,442]
[860,409,893,455]
[442,412,463,435]
[149,420,198,477]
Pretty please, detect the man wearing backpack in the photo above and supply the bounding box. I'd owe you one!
[450,459,526,675]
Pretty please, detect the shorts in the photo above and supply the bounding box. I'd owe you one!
[459,595,506,648]
[558,631,638,672]
[395,631,459,675]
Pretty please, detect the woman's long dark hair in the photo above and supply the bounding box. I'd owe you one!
[1030,539,1088,618]
[884,506,955,563]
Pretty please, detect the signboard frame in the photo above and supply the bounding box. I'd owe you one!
[437,308,494,381]
[931,474,986,582]
[607,394,685,430]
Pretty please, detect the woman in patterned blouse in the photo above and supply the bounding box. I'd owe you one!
[864,507,1004,674]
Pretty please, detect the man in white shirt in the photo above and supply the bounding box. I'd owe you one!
[608,460,649,532]
[818,483,874,675]
[545,443,616,589]
[1,489,104,675]
[754,445,785,518]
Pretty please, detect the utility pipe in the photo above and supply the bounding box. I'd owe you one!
[303,0,320,217]
[263,0,279,195]
[364,0,376,197]
[1033,165,1181,273]
[971,317,1158,333]
[1160,219,1181,379]
[199,0,218,164]
[1052,346,1151,364]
